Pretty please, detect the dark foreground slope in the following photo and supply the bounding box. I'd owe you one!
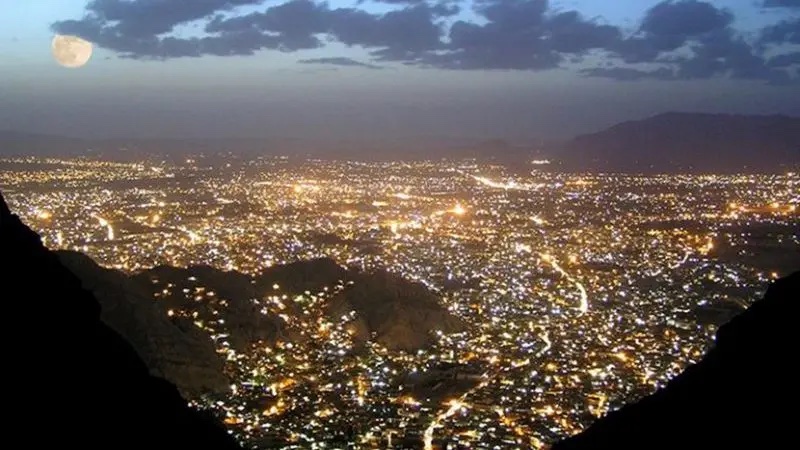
[0,192,240,449]
[559,113,800,172]
[554,271,799,449]
[57,251,231,396]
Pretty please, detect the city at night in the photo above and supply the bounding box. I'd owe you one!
[1,1,799,449]
[2,156,797,448]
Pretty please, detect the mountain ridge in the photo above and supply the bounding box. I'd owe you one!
[557,112,800,173]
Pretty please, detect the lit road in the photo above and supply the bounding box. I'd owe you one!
[537,330,552,357]
[423,375,493,450]
[423,399,469,450]
[669,249,692,269]
[93,214,114,240]
[540,253,589,315]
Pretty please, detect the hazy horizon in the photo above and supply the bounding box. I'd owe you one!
[2,1,799,141]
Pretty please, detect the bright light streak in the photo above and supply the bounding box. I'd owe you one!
[588,393,608,418]
[537,331,552,357]
[540,253,589,315]
[472,175,528,190]
[423,374,493,450]
[424,399,469,450]
[93,214,114,240]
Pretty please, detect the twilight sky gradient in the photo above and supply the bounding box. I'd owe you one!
[1,0,799,141]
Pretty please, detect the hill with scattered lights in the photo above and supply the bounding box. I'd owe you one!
[51,250,468,397]
[127,257,467,354]
[328,269,468,351]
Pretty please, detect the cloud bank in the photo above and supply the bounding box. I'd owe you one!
[52,0,800,83]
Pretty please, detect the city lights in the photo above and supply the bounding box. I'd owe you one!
[1,156,796,449]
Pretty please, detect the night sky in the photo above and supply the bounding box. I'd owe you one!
[1,0,799,141]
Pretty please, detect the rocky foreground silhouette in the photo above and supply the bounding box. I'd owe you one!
[554,270,798,449]
[57,251,232,396]
[0,192,241,449]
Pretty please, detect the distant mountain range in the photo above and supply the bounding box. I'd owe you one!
[1,112,798,171]
[556,112,800,173]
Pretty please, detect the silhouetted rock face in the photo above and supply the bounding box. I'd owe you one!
[553,271,799,450]
[57,251,230,396]
[329,270,468,351]
[0,192,240,449]
[559,113,800,172]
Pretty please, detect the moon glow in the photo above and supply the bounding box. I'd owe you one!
[52,35,93,68]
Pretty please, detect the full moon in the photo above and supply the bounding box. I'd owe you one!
[52,34,93,68]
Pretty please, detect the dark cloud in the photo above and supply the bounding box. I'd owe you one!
[430,2,461,16]
[613,0,734,63]
[334,4,445,61]
[586,1,798,84]
[365,0,427,4]
[767,52,800,67]
[547,11,621,53]
[762,0,800,7]
[75,0,264,37]
[54,0,622,70]
[206,0,327,37]
[298,57,383,69]
[208,1,444,61]
[49,0,800,84]
[681,31,778,80]
[759,18,800,45]
[422,0,620,70]
[356,0,460,16]
[641,0,732,37]
[52,0,291,58]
